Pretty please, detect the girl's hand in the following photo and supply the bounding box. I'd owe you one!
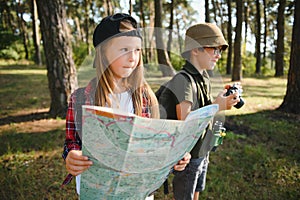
[173,152,191,171]
[65,150,93,176]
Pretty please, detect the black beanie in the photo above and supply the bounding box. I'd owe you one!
[93,13,142,48]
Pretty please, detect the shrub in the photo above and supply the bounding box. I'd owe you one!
[242,52,256,76]
[0,48,20,60]
[170,52,185,71]
[0,29,19,50]
[72,42,88,67]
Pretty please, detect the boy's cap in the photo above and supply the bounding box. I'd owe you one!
[93,13,142,48]
[182,23,228,56]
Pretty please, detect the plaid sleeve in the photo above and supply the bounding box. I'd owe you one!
[141,91,151,118]
[62,93,82,160]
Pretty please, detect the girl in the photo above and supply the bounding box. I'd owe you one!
[62,13,190,199]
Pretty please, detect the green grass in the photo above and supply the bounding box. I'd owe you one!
[0,64,299,199]
[0,64,49,117]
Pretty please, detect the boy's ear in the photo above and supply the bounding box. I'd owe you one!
[191,48,199,56]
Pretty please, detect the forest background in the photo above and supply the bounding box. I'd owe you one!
[0,0,299,199]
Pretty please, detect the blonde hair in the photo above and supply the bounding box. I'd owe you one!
[93,20,159,118]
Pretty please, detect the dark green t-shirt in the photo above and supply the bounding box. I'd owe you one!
[158,61,212,158]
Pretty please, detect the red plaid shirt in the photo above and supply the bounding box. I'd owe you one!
[62,79,152,186]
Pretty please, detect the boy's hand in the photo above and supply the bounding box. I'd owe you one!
[173,152,191,171]
[65,150,93,176]
[214,89,240,111]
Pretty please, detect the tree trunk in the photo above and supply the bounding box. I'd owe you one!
[219,1,225,26]
[105,0,113,16]
[139,0,149,63]
[30,0,42,66]
[74,17,83,41]
[205,0,210,22]
[148,1,156,63]
[226,0,233,75]
[263,0,267,60]
[36,0,78,118]
[255,0,261,74]
[211,0,217,23]
[154,0,175,77]
[17,2,29,60]
[232,0,243,81]
[244,1,248,51]
[129,0,133,14]
[84,0,91,55]
[277,0,300,114]
[176,14,182,54]
[167,0,174,58]
[275,0,286,77]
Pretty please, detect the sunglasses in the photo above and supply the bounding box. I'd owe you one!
[199,47,223,55]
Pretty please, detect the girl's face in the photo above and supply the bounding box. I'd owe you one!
[106,36,142,81]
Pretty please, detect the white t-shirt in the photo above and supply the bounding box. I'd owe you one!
[76,91,134,195]
[109,91,134,113]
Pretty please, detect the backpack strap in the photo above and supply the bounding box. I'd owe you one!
[178,70,198,110]
[73,87,86,139]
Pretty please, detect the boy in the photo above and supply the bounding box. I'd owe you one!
[158,23,241,200]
